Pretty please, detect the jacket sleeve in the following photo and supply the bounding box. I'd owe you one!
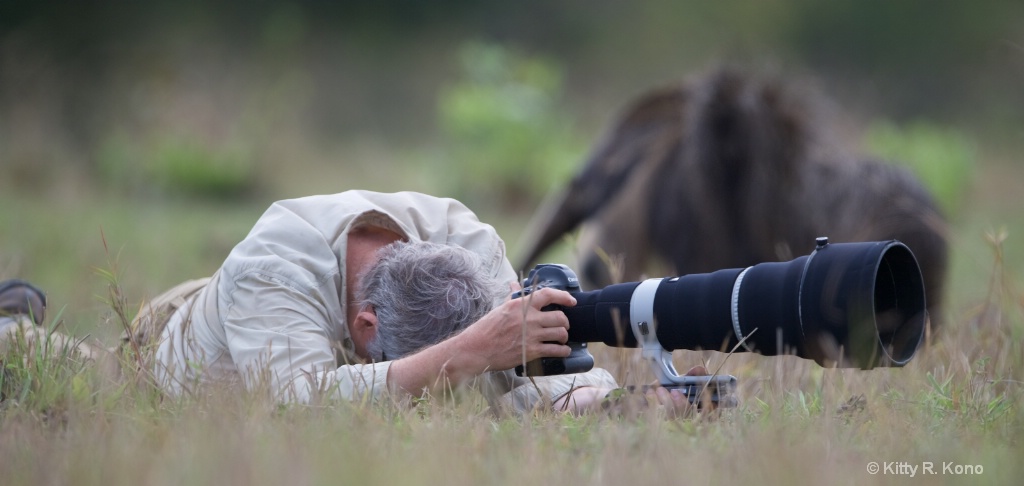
[478,368,620,414]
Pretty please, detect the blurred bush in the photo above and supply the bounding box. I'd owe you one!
[97,133,258,199]
[865,121,975,218]
[150,139,255,198]
[435,41,584,209]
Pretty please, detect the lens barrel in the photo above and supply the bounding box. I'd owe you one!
[562,240,926,369]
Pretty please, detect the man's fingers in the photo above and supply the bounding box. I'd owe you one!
[651,387,693,417]
[669,389,688,409]
[515,299,570,328]
[537,342,572,358]
[527,288,577,310]
[535,308,570,329]
[538,326,569,344]
[654,387,672,407]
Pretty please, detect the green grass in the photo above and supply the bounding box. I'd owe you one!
[1,293,1021,485]
[2,145,1023,486]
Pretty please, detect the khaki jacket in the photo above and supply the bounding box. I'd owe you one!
[153,190,616,410]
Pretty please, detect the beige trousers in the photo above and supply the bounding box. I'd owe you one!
[0,278,210,380]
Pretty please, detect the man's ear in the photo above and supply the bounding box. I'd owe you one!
[355,307,377,328]
[351,307,378,347]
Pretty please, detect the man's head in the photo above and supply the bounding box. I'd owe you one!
[355,240,504,362]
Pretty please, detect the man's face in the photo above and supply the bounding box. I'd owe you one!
[345,227,404,359]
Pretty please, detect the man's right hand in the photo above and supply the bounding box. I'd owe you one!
[455,287,576,372]
[386,287,576,395]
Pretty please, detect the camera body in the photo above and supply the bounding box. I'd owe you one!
[512,264,596,376]
[513,263,735,407]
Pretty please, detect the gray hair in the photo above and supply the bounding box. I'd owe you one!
[360,240,505,362]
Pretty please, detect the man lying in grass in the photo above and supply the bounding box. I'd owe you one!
[1,190,698,414]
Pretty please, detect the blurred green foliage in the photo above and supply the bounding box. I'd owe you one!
[150,139,255,198]
[436,42,584,208]
[97,134,258,199]
[1,0,1022,329]
[865,121,975,217]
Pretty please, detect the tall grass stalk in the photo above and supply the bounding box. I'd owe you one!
[1,232,1022,486]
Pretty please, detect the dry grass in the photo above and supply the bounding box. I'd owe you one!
[1,144,1021,486]
[1,229,1021,486]
[2,155,1022,485]
[2,6,1021,483]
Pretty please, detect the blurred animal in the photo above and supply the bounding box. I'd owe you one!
[516,67,948,325]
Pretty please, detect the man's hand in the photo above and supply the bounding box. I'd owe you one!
[454,287,576,372]
[560,366,718,417]
[386,287,576,395]
[645,366,714,418]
